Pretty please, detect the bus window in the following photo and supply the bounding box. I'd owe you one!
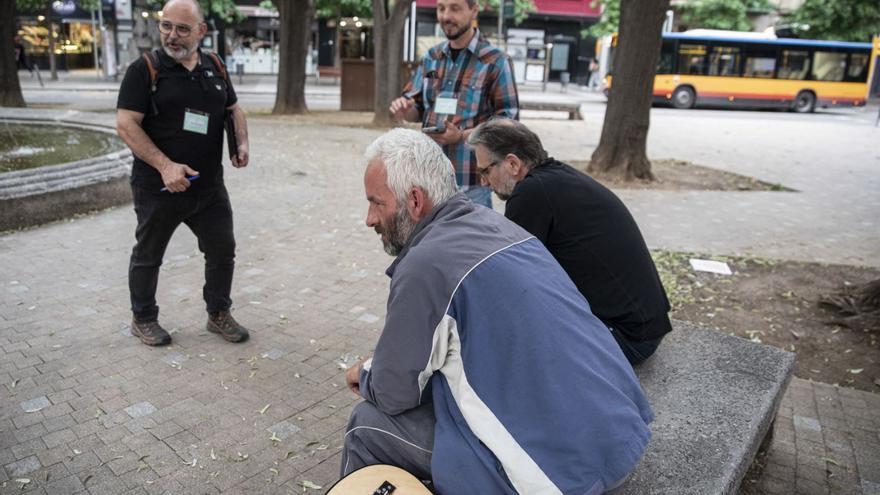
[778,50,809,80]
[846,52,869,82]
[657,40,675,74]
[743,46,776,78]
[812,51,846,81]
[709,46,741,76]
[678,44,708,75]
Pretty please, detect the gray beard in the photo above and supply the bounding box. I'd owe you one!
[163,44,194,61]
[383,207,416,256]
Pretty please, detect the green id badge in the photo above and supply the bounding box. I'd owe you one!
[183,108,209,135]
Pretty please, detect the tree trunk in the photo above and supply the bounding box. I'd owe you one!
[272,0,314,114]
[587,0,669,181]
[372,0,413,126]
[1,0,26,107]
[47,3,58,81]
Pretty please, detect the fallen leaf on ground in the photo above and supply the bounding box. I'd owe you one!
[260,404,271,415]
[299,480,322,490]
[848,369,863,374]
[210,448,216,460]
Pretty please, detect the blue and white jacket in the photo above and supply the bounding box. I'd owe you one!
[359,194,653,494]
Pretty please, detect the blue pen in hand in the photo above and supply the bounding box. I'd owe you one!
[160,175,200,192]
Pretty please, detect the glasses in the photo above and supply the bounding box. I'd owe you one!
[158,21,194,37]
[476,160,499,178]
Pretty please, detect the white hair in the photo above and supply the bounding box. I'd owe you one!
[364,128,458,206]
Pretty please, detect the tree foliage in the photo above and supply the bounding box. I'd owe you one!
[479,0,536,26]
[583,0,619,38]
[789,0,880,42]
[315,0,371,19]
[678,0,752,32]
[585,0,775,38]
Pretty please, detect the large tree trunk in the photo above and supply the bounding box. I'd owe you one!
[47,3,58,81]
[272,0,314,114]
[372,0,413,126]
[1,0,26,107]
[587,0,669,181]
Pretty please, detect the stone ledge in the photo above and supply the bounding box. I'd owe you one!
[623,321,795,494]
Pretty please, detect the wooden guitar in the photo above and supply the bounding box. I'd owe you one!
[326,464,433,495]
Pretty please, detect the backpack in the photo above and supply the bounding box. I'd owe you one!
[141,49,229,115]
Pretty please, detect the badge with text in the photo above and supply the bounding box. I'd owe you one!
[434,94,459,116]
[183,108,209,135]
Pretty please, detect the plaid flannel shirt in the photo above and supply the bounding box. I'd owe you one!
[403,30,519,190]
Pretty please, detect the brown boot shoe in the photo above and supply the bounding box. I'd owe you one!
[131,319,172,346]
[207,311,250,343]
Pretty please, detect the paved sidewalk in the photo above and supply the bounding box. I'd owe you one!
[1,108,878,494]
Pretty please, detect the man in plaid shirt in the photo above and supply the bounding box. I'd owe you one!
[390,0,519,208]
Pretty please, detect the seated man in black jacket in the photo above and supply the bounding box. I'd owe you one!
[468,119,672,364]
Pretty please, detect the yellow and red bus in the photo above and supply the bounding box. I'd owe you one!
[605,30,880,113]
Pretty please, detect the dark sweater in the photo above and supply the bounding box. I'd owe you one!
[505,159,672,342]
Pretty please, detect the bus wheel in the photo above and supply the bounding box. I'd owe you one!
[793,91,816,113]
[672,86,695,109]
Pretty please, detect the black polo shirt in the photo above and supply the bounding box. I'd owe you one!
[116,49,237,193]
[505,159,673,343]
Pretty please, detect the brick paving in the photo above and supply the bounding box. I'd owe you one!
[1,109,878,494]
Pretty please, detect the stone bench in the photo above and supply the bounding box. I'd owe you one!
[621,321,795,494]
[519,100,583,120]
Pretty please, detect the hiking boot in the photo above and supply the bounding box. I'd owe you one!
[207,310,250,343]
[131,319,172,346]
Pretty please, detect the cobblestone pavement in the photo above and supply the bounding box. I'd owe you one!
[2,110,879,494]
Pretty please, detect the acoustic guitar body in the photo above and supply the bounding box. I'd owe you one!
[327,464,432,495]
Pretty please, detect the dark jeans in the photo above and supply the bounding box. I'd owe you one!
[607,324,664,366]
[129,185,236,322]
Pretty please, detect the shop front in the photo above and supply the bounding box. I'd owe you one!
[16,0,116,71]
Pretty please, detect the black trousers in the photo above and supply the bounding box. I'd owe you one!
[129,184,236,322]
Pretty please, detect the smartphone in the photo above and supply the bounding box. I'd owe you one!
[422,126,446,134]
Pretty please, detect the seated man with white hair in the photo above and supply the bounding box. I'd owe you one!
[341,128,654,494]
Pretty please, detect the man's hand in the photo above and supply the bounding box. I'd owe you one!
[159,161,200,193]
[429,116,464,146]
[231,143,249,168]
[389,97,417,121]
[345,360,364,396]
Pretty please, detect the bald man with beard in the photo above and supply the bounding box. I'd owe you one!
[116,0,251,346]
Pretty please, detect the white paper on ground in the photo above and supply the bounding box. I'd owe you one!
[689,258,732,275]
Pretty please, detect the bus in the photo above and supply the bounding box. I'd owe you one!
[603,30,880,113]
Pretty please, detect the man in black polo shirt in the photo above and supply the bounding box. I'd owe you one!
[116,0,250,346]
[468,119,672,365]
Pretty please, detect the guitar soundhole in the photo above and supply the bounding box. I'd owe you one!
[373,480,396,495]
